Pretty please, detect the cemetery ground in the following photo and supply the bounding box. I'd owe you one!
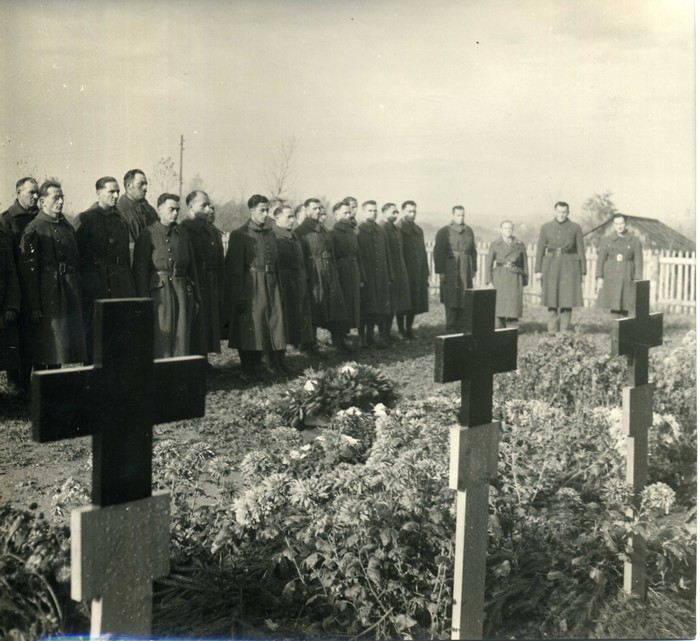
[0,297,696,640]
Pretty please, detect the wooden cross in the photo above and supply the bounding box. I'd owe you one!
[435,289,517,640]
[32,298,206,635]
[611,280,663,597]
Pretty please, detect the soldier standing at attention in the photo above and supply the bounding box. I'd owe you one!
[76,176,135,362]
[379,202,411,342]
[1,177,39,392]
[433,205,477,333]
[225,195,286,381]
[595,213,643,318]
[396,200,429,339]
[485,220,529,329]
[343,196,359,231]
[116,168,158,255]
[357,200,393,348]
[534,201,586,333]
[19,181,86,369]
[133,193,200,358]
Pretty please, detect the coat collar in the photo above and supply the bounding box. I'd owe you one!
[334,219,353,231]
[273,223,294,239]
[302,217,321,232]
[7,200,38,219]
[450,222,467,233]
[35,211,68,225]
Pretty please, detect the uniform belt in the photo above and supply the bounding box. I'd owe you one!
[494,261,517,267]
[156,268,188,277]
[336,256,357,263]
[248,265,274,273]
[94,256,127,266]
[42,262,77,274]
[546,248,576,255]
[314,251,331,259]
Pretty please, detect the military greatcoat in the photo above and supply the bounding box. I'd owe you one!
[180,216,223,354]
[380,219,411,314]
[133,222,200,358]
[485,236,529,318]
[330,219,364,329]
[433,223,477,308]
[208,221,227,334]
[595,232,643,312]
[357,220,393,317]
[293,217,347,327]
[273,223,314,346]
[534,219,586,308]
[225,218,286,352]
[116,193,158,247]
[397,218,429,314]
[0,229,20,369]
[19,213,86,364]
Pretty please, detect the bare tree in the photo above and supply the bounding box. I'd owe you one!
[152,157,179,196]
[263,137,297,201]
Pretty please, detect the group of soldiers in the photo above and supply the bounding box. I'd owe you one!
[0,171,644,391]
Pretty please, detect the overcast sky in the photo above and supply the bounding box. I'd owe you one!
[0,0,695,233]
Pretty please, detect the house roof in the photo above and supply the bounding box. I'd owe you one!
[584,215,695,253]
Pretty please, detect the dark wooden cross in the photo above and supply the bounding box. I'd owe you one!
[31,298,206,634]
[435,289,518,640]
[611,280,663,597]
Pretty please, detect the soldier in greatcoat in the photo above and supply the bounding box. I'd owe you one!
[433,206,478,333]
[330,201,363,350]
[595,214,643,317]
[342,196,359,232]
[0,228,20,375]
[116,168,158,254]
[1,177,39,391]
[272,205,314,355]
[485,220,529,329]
[76,176,135,362]
[396,200,429,339]
[357,200,393,348]
[19,181,86,368]
[534,201,586,333]
[224,194,286,380]
[293,198,347,353]
[379,202,411,342]
[206,204,227,336]
[133,193,200,359]
[180,190,223,358]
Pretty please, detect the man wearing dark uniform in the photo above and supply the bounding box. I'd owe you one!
[76,176,135,362]
[206,204,227,337]
[225,194,286,380]
[293,197,347,353]
[116,168,158,255]
[357,200,393,348]
[1,177,39,391]
[180,190,223,358]
[0,228,20,379]
[534,201,586,333]
[19,181,86,369]
[485,220,529,329]
[595,214,643,318]
[433,206,477,333]
[133,193,200,358]
[397,200,429,339]
[379,202,411,342]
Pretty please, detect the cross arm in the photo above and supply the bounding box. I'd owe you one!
[435,329,517,383]
[152,356,206,424]
[612,313,663,356]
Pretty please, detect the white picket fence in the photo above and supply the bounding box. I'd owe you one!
[222,233,696,315]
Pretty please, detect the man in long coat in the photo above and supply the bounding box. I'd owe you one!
[272,205,314,355]
[180,190,223,358]
[595,213,643,318]
[293,197,347,353]
[330,200,363,350]
[534,201,586,333]
[19,181,86,368]
[357,200,393,348]
[433,206,477,333]
[76,176,135,362]
[396,200,429,339]
[206,204,227,336]
[0,228,20,375]
[133,193,200,358]
[379,202,411,342]
[225,195,286,380]
[485,220,529,329]
[1,177,39,391]
[116,168,158,254]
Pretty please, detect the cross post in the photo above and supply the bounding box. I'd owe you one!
[32,298,206,635]
[611,280,663,597]
[435,289,517,640]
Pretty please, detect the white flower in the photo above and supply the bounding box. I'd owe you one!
[373,403,388,417]
[337,406,363,417]
[341,434,360,446]
[303,379,317,392]
[340,363,358,375]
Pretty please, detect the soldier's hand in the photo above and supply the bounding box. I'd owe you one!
[596,277,603,291]
[4,310,17,323]
[31,310,42,323]
[234,300,246,313]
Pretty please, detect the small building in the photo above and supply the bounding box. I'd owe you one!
[584,215,695,253]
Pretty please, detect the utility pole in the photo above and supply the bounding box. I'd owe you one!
[178,134,184,202]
